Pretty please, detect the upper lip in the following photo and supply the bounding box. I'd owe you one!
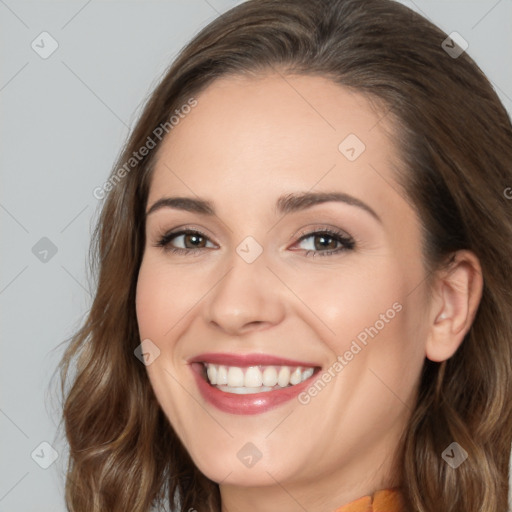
[188,352,320,368]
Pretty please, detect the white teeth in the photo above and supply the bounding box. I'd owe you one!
[262,366,278,387]
[277,366,290,387]
[227,366,244,387]
[217,385,274,395]
[244,366,263,387]
[207,364,217,385]
[203,363,316,393]
[217,365,228,385]
[290,367,302,385]
[302,367,314,381]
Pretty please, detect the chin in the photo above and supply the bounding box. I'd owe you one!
[184,437,301,487]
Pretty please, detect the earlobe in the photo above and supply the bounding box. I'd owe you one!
[425,250,483,363]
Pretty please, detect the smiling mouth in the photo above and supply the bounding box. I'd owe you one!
[199,362,319,394]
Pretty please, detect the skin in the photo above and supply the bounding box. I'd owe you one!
[135,73,483,512]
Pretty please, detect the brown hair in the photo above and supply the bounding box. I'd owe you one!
[55,0,512,510]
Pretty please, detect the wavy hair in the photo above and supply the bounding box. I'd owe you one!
[56,0,512,510]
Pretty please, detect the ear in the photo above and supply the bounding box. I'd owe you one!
[425,250,483,362]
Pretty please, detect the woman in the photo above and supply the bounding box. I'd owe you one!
[57,0,512,510]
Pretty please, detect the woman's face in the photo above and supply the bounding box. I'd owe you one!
[136,73,431,502]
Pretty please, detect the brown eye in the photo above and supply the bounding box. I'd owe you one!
[155,229,216,254]
[181,232,207,248]
[294,229,355,257]
[313,233,339,251]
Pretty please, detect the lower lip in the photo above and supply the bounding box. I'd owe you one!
[190,363,319,415]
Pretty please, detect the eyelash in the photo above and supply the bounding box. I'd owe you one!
[154,227,355,258]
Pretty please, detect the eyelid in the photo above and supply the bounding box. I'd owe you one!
[154,224,219,243]
[292,225,354,243]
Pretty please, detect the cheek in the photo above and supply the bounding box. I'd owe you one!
[285,259,410,348]
[135,256,198,339]
[135,261,165,339]
[291,264,426,441]
[286,255,427,393]
[135,258,195,433]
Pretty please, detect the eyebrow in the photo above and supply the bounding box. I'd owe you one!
[146,191,381,223]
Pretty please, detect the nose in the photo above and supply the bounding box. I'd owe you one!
[203,247,286,336]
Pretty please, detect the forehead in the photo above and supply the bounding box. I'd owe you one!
[148,72,405,217]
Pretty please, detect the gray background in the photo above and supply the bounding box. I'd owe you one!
[1,1,511,510]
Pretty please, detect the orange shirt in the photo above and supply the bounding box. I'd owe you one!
[334,488,405,512]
